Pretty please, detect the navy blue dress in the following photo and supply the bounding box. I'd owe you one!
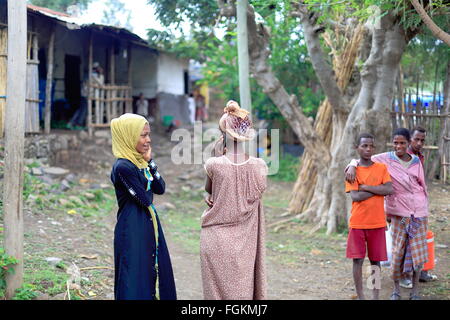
[111,158,177,300]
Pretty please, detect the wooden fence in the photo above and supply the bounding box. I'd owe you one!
[0,25,40,136]
[391,92,449,182]
[87,83,132,134]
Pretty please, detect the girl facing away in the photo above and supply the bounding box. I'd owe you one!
[201,100,269,300]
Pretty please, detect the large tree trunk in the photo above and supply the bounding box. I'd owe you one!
[304,14,407,234]
[439,61,450,182]
[218,1,332,171]
[218,1,408,234]
[288,25,364,217]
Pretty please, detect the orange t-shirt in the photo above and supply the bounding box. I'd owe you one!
[345,162,391,229]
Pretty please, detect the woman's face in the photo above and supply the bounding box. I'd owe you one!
[393,135,409,157]
[136,123,151,154]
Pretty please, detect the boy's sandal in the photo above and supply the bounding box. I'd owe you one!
[390,292,401,300]
[409,294,421,300]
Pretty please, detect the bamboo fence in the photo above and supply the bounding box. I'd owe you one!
[391,91,449,180]
[0,27,41,136]
[88,83,132,129]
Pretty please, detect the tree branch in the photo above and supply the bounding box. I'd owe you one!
[410,0,450,46]
[217,0,332,169]
[291,1,346,113]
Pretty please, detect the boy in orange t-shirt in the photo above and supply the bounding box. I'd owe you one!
[345,133,393,300]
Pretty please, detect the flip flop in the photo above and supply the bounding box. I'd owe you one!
[390,292,401,300]
[410,294,421,300]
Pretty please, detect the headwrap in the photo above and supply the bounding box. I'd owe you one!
[219,100,255,142]
[212,101,255,156]
[111,113,149,169]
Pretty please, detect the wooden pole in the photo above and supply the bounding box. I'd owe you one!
[4,0,27,299]
[0,27,7,138]
[236,0,252,113]
[109,44,115,121]
[87,32,93,136]
[126,43,132,114]
[44,27,55,134]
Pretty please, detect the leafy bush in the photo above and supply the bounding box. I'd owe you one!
[0,247,18,299]
[12,283,38,300]
[268,153,300,182]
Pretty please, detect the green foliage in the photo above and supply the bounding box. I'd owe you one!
[28,0,91,13]
[23,258,69,296]
[401,33,450,93]
[302,0,450,33]
[266,153,300,182]
[0,248,19,299]
[23,172,39,202]
[151,0,219,29]
[149,0,323,122]
[102,0,132,30]
[12,283,38,300]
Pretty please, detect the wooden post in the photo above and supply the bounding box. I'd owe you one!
[237,0,252,113]
[87,32,93,136]
[0,26,7,138]
[44,27,55,134]
[4,0,27,299]
[109,44,115,121]
[126,43,132,113]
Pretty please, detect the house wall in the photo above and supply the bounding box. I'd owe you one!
[52,26,82,100]
[130,46,158,98]
[157,52,188,95]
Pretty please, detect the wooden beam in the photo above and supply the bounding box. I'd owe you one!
[87,32,93,136]
[126,42,132,113]
[44,27,55,134]
[390,111,449,117]
[4,0,27,299]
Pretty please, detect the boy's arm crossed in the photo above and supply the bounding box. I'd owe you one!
[358,182,393,196]
[350,190,374,202]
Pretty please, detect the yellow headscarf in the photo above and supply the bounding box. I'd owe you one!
[111,113,149,169]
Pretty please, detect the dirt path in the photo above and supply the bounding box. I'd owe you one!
[5,127,448,300]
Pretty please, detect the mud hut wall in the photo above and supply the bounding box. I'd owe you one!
[157,52,188,96]
[110,38,131,86]
[131,46,158,99]
[52,26,88,101]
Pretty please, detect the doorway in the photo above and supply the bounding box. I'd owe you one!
[64,55,81,120]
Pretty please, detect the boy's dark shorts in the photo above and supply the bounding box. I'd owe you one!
[346,227,388,262]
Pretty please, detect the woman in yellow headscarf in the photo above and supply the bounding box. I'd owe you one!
[110,113,176,300]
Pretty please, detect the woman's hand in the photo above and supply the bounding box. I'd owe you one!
[205,195,213,208]
[143,145,152,162]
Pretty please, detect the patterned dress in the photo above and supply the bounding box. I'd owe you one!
[201,156,268,300]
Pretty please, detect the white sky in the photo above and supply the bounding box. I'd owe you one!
[78,0,165,39]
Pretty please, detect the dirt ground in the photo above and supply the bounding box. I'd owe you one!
[4,127,449,300]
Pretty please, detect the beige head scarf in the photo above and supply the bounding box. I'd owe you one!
[219,100,255,142]
[111,113,149,169]
[213,101,255,156]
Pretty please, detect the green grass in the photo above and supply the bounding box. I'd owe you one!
[266,228,346,265]
[30,187,117,219]
[12,283,39,300]
[23,258,69,296]
[162,190,204,254]
[263,194,290,210]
